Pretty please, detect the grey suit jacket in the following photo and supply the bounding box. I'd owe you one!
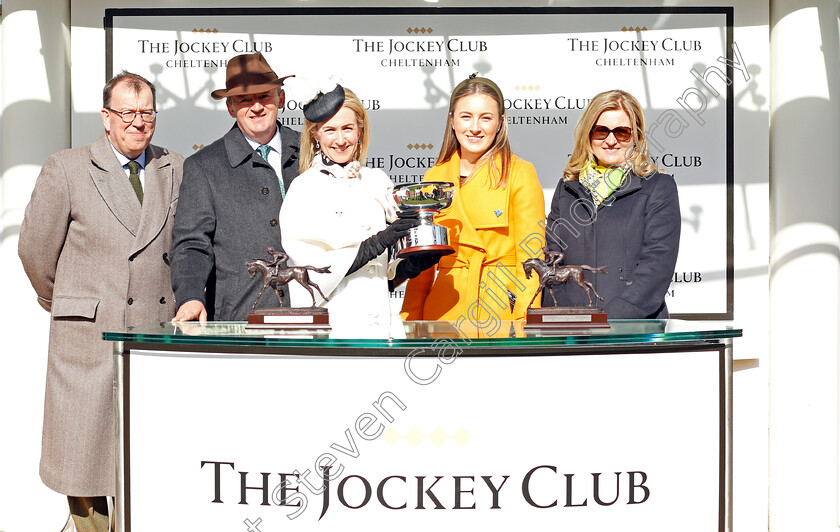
[18,133,184,496]
[170,122,300,321]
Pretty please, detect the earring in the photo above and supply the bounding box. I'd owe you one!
[315,140,320,150]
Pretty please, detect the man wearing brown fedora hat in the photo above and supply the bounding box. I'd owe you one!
[170,52,300,322]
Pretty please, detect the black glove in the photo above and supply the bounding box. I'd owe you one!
[395,253,442,279]
[346,212,421,276]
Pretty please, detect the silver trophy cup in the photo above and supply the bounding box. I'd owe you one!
[393,181,456,258]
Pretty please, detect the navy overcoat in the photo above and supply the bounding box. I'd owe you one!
[544,171,681,318]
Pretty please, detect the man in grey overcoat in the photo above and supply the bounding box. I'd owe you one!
[170,52,300,322]
[18,71,184,531]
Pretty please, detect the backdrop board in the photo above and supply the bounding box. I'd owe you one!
[107,7,735,319]
[111,321,736,532]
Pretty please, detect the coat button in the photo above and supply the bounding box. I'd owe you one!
[262,187,270,195]
[127,298,134,305]
[159,297,166,304]
[270,219,278,227]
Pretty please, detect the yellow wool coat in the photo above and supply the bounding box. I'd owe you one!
[401,151,545,327]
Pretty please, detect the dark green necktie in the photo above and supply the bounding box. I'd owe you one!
[127,161,143,204]
[257,145,286,199]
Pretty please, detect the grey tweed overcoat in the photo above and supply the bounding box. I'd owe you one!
[19,133,184,496]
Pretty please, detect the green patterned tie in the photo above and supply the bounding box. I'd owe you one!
[127,161,143,204]
[257,145,286,199]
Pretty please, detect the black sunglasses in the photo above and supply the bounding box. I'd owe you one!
[591,125,632,142]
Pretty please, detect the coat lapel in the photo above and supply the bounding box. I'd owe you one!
[223,123,278,178]
[611,171,644,200]
[130,145,173,257]
[223,121,297,172]
[224,124,255,168]
[432,151,486,252]
[560,180,597,260]
[279,124,300,182]
[224,122,299,202]
[89,134,142,235]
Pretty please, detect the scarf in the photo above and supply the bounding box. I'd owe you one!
[578,160,629,207]
[313,151,361,180]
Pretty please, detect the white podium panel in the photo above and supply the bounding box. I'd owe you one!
[118,345,725,532]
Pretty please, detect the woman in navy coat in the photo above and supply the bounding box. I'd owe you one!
[545,90,680,318]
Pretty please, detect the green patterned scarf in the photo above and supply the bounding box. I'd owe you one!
[579,160,629,207]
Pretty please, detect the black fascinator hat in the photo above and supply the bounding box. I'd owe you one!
[303,84,345,123]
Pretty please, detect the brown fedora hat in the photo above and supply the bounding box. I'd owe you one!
[210,52,292,100]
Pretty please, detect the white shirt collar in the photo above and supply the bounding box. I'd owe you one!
[240,122,282,154]
[109,142,147,168]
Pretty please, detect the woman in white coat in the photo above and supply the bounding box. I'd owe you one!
[279,82,428,338]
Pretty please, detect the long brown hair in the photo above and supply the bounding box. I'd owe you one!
[564,89,656,181]
[435,76,512,189]
[299,87,371,172]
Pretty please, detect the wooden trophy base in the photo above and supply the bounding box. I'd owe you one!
[246,307,330,330]
[525,307,609,330]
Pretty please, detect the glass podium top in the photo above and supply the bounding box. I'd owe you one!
[104,319,741,349]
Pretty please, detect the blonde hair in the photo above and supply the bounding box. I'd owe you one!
[564,89,657,181]
[299,87,370,172]
[435,76,512,189]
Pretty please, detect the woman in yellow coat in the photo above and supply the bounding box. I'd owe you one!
[401,75,545,330]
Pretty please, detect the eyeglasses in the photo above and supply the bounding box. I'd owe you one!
[106,108,157,124]
[591,125,632,142]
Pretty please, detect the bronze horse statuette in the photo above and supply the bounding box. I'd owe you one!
[246,247,331,308]
[522,252,607,309]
